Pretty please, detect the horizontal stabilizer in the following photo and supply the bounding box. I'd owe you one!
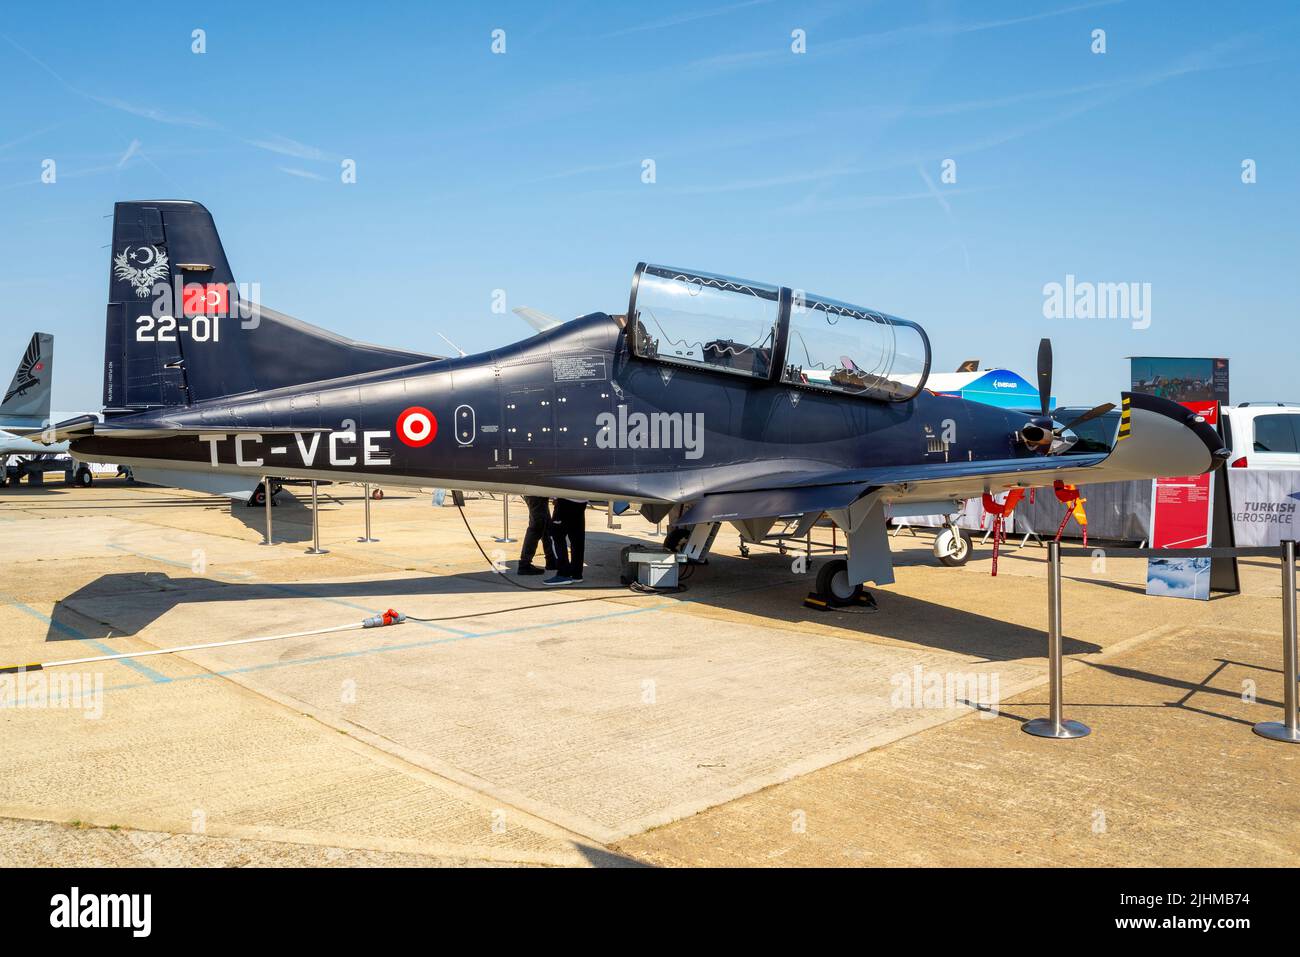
[33,415,329,445]
[513,306,563,334]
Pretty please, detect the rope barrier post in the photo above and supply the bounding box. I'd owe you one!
[493,494,516,544]
[1254,539,1300,744]
[606,501,621,530]
[259,475,273,546]
[306,480,329,555]
[1023,539,1091,739]
[358,483,378,543]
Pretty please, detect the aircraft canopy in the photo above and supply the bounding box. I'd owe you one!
[628,264,930,401]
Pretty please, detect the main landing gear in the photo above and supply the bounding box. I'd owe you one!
[246,480,284,508]
[815,558,863,604]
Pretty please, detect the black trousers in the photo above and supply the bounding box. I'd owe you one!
[547,499,587,578]
[520,496,557,568]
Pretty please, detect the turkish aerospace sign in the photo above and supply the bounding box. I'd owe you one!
[1226,469,1300,547]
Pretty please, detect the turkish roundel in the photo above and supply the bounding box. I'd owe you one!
[396,406,437,447]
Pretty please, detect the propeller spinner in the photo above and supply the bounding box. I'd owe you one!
[1019,338,1115,452]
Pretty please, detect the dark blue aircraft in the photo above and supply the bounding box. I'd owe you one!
[42,201,1227,601]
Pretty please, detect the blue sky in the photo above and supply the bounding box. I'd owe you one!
[1,0,1296,416]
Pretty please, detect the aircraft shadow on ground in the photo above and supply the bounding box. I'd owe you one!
[43,542,1099,663]
[226,491,314,543]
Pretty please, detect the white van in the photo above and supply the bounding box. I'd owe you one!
[1221,403,1300,470]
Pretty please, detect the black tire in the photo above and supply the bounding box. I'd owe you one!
[815,558,862,605]
[935,527,972,567]
[248,483,267,508]
[75,468,93,487]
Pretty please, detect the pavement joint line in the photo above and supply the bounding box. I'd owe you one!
[96,537,475,637]
[0,811,587,867]
[94,600,675,694]
[2,597,170,684]
[106,542,255,580]
[85,573,790,694]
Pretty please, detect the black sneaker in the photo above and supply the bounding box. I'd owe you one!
[516,564,544,576]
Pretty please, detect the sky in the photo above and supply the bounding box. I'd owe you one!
[1,0,1296,417]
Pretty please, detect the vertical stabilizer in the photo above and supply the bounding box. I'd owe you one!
[0,332,54,427]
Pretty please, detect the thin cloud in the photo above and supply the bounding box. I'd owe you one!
[278,166,327,181]
[599,0,774,38]
[775,186,987,215]
[88,94,218,129]
[665,167,862,195]
[116,138,141,169]
[686,0,1126,76]
[249,134,338,162]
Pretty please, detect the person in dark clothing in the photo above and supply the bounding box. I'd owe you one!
[517,495,557,575]
[544,498,587,585]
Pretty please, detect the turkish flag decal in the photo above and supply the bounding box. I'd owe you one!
[396,406,437,447]
[183,283,229,316]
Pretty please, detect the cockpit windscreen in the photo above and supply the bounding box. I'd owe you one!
[630,266,780,380]
[781,294,930,401]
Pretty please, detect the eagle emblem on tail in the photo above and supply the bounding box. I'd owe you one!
[113,245,170,298]
[4,334,44,404]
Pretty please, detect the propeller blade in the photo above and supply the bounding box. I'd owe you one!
[1055,402,1116,434]
[1036,338,1052,419]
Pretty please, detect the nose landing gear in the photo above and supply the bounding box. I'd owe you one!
[933,524,972,566]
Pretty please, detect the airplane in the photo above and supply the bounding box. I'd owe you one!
[1,333,122,488]
[36,200,1227,602]
[0,333,83,487]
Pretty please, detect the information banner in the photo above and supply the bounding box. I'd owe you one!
[1146,399,1219,599]
[1227,469,1300,546]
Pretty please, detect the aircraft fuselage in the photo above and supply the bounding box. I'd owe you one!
[73,313,1045,503]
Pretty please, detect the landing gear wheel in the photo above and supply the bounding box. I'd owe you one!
[815,558,863,605]
[372,488,384,500]
[74,467,93,487]
[934,526,972,566]
[738,542,750,557]
[248,483,269,508]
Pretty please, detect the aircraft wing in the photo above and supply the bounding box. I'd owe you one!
[680,392,1226,524]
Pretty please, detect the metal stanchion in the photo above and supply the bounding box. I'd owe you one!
[607,501,621,530]
[1024,540,1091,739]
[305,480,329,555]
[1254,539,1300,743]
[493,494,516,544]
[259,475,273,546]
[357,483,379,543]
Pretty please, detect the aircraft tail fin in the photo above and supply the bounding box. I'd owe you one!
[0,332,54,428]
[103,201,436,415]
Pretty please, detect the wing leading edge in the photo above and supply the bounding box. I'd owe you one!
[679,392,1227,525]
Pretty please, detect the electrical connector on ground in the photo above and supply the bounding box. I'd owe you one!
[363,609,406,628]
